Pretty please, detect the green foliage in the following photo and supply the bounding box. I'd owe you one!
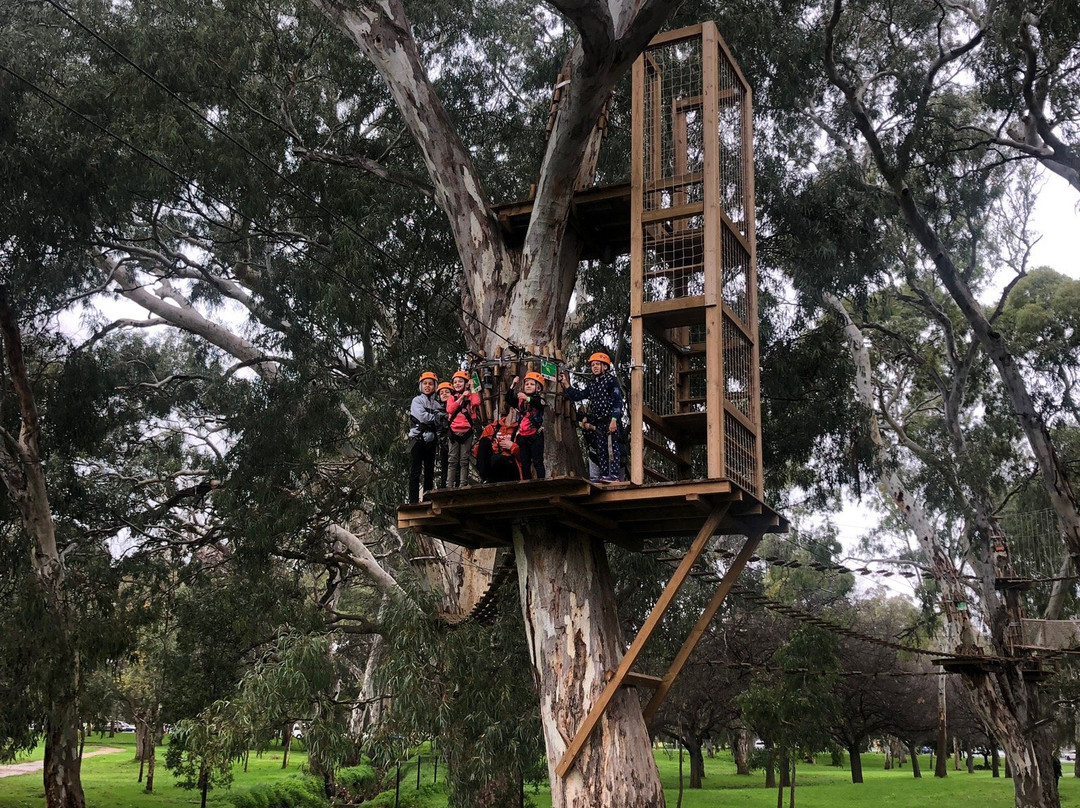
[358,783,447,808]
[372,582,545,806]
[228,776,328,808]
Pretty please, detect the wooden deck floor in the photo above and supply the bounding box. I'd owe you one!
[397,476,787,550]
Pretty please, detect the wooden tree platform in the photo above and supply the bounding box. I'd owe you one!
[491,183,631,263]
[397,476,786,551]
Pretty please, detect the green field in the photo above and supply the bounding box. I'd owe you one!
[527,750,1074,808]
[0,733,315,808]
[1,739,1075,808]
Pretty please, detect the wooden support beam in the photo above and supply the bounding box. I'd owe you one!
[642,531,764,723]
[622,672,663,690]
[555,505,730,778]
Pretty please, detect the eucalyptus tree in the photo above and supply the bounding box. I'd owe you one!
[54,0,691,801]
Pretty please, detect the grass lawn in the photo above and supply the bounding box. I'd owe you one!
[525,750,1078,808]
[0,733,314,808]
[4,740,1077,808]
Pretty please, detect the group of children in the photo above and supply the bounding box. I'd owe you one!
[406,352,624,503]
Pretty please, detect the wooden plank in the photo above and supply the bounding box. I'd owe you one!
[641,201,704,225]
[623,672,663,690]
[585,479,734,504]
[555,505,730,778]
[648,23,704,48]
[724,399,757,434]
[641,294,709,317]
[644,170,704,194]
[643,531,763,722]
[550,496,619,532]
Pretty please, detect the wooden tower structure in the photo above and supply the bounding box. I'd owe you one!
[629,22,762,493]
[398,22,783,779]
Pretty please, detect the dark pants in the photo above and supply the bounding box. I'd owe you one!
[409,437,436,503]
[586,426,622,480]
[516,431,545,479]
[476,438,521,483]
[438,438,449,489]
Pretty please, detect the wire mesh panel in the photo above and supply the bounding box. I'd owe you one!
[631,23,762,496]
[642,331,676,417]
[722,317,754,418]
[716,51,748,234]
[721,228,750,325]
[724,412,757,496]
[641,37,707,304]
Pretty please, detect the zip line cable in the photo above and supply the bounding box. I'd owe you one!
[36,0,525,354]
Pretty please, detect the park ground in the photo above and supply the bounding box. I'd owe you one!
[0,736,1075,808]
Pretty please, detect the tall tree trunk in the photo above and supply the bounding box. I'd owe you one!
[907,742,922,779]
[733,729,750,775]
[0,290,85,808]
[515,523,663,808]
[765,748,777,788]
[43,700,86,808]
[992,743,1001,778]
[686,735,705,789]
[145,742,156,793]
[848,745,863,784]
[779,750,791,788]
[281,725,291,769]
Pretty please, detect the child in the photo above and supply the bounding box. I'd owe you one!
[511,371,546,479]
[445,371,481,488]
[558,352,623,483]
[407,371,444,503]
[475,408,523,483]
[435,381,454,490]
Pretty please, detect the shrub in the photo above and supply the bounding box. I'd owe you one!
[228,777,328,808]
[336,762,378,801]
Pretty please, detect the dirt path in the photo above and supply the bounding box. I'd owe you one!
[0,747,124,778]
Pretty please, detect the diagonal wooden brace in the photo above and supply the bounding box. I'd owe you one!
[642,530,764,723]
[555,504,730,778]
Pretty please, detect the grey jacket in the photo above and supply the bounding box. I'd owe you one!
[408,393,443,441]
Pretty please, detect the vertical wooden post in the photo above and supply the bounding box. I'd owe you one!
[742,81,763,495]
[701,22,725,480]
[630,53,646,486]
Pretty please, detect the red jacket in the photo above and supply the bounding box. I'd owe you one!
[446,391,480,434]
[476,420,521,461]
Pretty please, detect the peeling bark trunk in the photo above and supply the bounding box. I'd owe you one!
[733,728,750,775]
[515,522,663,807]
[44,700,85,808]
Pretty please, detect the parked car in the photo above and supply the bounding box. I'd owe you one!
[111,721,136,733]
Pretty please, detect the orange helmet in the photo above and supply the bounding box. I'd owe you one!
[436,382,453,392]
[524,371,546,389]
[452,370,470,381]
[588,352,612,366]
[418,371,438,383]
